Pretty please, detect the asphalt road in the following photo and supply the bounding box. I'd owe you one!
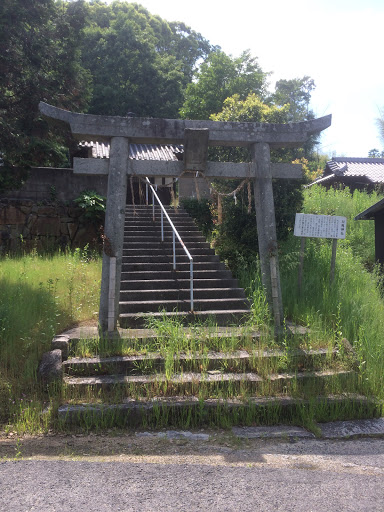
[1,436,384,512]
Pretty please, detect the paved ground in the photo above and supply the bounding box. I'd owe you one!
[1,422,384,511]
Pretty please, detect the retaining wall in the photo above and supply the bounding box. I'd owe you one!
[0,199,100,253]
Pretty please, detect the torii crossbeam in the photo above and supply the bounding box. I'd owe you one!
[40,102,331,332]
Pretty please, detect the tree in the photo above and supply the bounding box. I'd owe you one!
[211,93,303,237]
[180,50,268,120]
[81,1,213,117]
[184,93,304,271]
[374,107,384,152]
[0,0,91,191]
[368,149,384,158]
[272,76,315,122]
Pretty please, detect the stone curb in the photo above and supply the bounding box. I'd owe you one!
[319,417,384,439]
[232,418,384,440]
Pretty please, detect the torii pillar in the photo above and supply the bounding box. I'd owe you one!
[39,101,331,333]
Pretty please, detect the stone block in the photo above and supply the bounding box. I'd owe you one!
[38,349,63,383]
[20,204,33,215]
[60,222,69,236]
[68,207,82,218]
[51,335,70,360]
[0,206,26,225]
[67,222,78,239]
[31,217,61,236]
[37,206,56,216]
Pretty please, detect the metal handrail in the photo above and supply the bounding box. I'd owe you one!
[145,177,194,311]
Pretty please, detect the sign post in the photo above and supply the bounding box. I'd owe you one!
[294,213,347,290]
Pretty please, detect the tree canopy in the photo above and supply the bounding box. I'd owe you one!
[0,0,323,194]
[180,50,267,120]
[81,1,213,117]
[0,0,91,190]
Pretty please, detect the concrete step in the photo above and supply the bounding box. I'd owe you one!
[119,297,250,314]
[58,394,374,428]
[121,261,226,272]
[123,235,207,243]
[122,247,216,256]
[123,241,211,250]
[63,349,338,377]
[120,278,239,291]
[120,269,234,281]
[121,254,220,264]
[124,221,198,228]
[63,370,356,397]
[119,287,246,302]
[118,309,251,328]
[124,228,200,236]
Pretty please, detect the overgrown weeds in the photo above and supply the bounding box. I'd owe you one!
[0,248,101,432]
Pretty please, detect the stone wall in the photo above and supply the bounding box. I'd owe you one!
[0,199,100,253]
[1,167,108,202]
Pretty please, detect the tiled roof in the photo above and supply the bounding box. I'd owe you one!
[318,157,384,184]
[79,141,183,161]
[355,197,384,220]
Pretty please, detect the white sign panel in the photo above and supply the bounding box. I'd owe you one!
[294,213,347,239]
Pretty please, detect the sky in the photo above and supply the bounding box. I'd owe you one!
[103,0,384,157]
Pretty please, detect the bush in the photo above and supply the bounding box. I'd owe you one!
[181,177,303,275]
[74,190,106,225]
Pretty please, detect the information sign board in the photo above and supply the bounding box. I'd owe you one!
[294,213,347,239]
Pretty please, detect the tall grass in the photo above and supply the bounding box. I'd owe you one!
[0,249,101,430]
[240,185,384,399]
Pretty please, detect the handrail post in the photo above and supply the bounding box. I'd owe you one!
[152,190,155,221]
[161,209,164,242]
[190,260,194,311]
[173,231,176,270]
[145,182,148,205]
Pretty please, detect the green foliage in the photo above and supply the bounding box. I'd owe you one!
[180,50,267,120]
[180,198,213,238]
[0,0,91,189]
[303,185,382,266]
[81,1,213,117]
[271,76,315,122]
[368,148,384,158]
[211,93,290,124]
[74,190,106,224]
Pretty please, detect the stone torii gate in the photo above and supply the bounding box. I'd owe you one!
[40,102,331,332]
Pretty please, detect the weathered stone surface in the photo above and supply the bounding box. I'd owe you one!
[135,430,210,441]
[68,208,82,218]
[19,205,33,215]
[67,222,78,239]
[30,217,61,236]
[60,222,69,236]
[72,225,98,247]
[0,205,25,225]
[38,349,63,383]
[232,426,315,439]
[37,206,56,216]
[0,200,100,254]
[320,418,384,438]
[39,101,331,149]
[51,335,70,360]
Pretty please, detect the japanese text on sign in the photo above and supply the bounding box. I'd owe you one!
[294,213,347,239]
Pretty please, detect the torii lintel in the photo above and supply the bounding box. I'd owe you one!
[39,102,331,149]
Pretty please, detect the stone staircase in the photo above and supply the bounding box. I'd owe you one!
[118,205,250,328]
[57,327,366,428]
[52,206,370,428]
